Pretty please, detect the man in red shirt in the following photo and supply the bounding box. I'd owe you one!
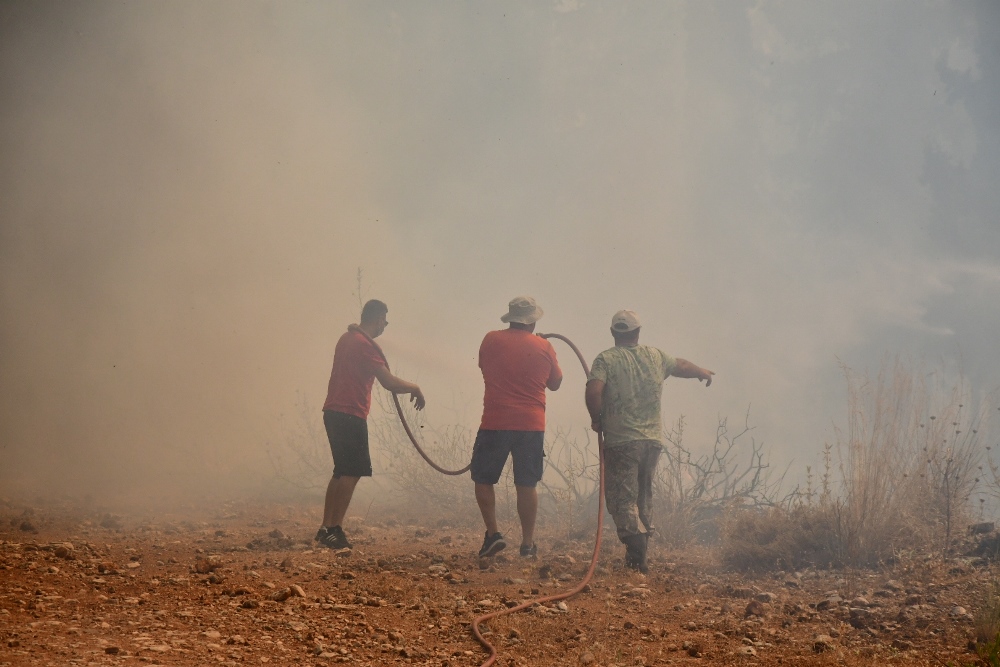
[316,299,425,550]
[473,296,563,558]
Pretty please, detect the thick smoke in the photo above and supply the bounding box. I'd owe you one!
[2,2,998,506]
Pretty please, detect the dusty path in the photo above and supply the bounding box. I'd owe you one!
[0,499,990,666]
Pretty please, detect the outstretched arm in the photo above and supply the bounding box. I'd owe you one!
[672,359,714,386]
[585,379,605,433]
[373,365,426,410]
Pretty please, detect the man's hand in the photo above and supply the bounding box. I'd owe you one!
[699,369,715,387]
[409,388,426,411]
[375,366,426,408]
[591,419,602,434]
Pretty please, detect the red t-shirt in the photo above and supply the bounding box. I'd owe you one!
[479,329,562,431]
[322,329,387,419]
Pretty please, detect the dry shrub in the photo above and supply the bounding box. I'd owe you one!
[720,505,839,571]
[654,411,789,546]
[721,357,990,571]
[538,427,601,540]
[369,391,478,525]
[977,581,1000,643]
[975,581,1000,665]
[832,357,984,563]
[265,392,333,493]
[536,411,785,548]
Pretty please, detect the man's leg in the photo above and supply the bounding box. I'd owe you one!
[510,431,544,553]
[318,411,369,550]
[637,442,661,534]
[474,482,507,557]
[604,442,649,572]
[603,442,643,541]
[475,483,498,535]
[470,430,509,557]
[323,475,360,528]
[515,485,537,548]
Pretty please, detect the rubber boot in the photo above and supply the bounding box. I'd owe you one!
[623,533,649,574]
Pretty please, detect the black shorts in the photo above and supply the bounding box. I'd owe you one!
[323,410,372,478]
[470,430,544,487]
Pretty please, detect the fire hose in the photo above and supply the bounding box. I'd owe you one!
[348,325,607,667]
[349,324,471,475]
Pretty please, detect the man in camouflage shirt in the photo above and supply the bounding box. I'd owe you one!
[585,310,714,573]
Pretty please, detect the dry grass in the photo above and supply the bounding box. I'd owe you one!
[719,504,840,570]
[721,357,990,570]
[975,580,1000,666]
[837,358,984,560]
[977,583,1000,643]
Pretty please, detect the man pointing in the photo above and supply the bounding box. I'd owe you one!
[585,309,714,573]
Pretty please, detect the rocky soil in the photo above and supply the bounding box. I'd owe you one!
[0,499,993,666]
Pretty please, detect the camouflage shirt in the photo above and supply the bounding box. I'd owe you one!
[588,345,677,447]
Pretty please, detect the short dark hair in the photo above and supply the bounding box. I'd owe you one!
[360,299,388,324]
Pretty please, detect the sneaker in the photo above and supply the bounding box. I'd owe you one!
[478,531,506,558]
[519,543,537,558]
[314,526,328,542]
[318,525,352,550]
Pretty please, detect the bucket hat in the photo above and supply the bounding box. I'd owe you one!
[501,296,544,324]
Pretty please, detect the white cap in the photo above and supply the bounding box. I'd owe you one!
[611,309,641,333]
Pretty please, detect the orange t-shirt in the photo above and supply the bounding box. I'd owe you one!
[479,329,562,431]
[322,329,387,419]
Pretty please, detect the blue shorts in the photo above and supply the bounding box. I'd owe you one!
[470,430,544,487]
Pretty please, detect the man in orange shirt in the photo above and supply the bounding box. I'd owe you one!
[472,296,563,558]
[317,299,425,550]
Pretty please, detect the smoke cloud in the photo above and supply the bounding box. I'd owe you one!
[2,2,998,504]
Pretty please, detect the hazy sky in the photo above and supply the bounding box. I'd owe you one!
[2,1,998,501]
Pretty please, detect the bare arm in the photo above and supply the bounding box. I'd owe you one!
[373,365,426,410]
[585,379,605,433]
[672,359,714,386]
[547,366,563,391]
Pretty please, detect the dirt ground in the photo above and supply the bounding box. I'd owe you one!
[0,497,992,666]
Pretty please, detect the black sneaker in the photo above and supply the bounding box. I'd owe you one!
[314,526,328,542]
[519,543,537,558]
[478,531,506,558]
[318,525,352,550]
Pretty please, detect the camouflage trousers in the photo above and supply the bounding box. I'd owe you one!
[603,440,661,542]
